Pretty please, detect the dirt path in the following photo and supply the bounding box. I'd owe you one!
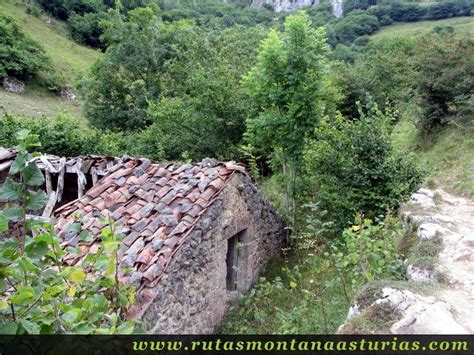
[428,190,474,333]
[339,188,474,334]
[398,188,474,334]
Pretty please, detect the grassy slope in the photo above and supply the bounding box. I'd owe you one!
[378,17,474,197]
[0,0,100,119]
[372,16,474,39]
[392,119,474,198]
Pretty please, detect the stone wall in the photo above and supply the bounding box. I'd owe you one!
[141,173,284,334]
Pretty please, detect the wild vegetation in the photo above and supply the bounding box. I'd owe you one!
[0,0,473,334]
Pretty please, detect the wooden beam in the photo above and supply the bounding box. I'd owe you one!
[39,155,57,174]
[42,191,57,218]
[45,170,53,195]
[0,161,13,172]
[91,167,98,185]
[75,159,87,199]
[56,158,66,203]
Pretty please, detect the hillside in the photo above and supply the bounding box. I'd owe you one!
[0,0,100,119]
[379,17,474,198]
[372,16,474,39]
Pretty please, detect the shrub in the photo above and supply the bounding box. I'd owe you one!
[413,34,474,131]
[329,10,380,45]
[0,11,52,80]
[327,214,404,288]
[0,113,97,157]
[303,100,423,227]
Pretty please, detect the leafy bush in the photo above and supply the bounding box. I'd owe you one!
[327,215,404,288]
[328,10,380,45]
[0,113,97,157]
[0,11,52,80]
[0,132,136,334]
[68,11,110,49]
[81,8,161,130]
[413,34,474,131]
[304,100,423,228]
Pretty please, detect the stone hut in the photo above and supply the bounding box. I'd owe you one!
[0,148,285,333]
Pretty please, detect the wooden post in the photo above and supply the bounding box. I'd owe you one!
[42,192,57,218]
[56,157,66,203]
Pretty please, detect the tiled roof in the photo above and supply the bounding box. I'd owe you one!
[54,157,248,318]
[0,147,119,177]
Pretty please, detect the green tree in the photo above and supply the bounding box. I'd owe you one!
[413,34,474,131]
[81,7,162,130]
[304,100,423,228]
[0,11,52,80]
[244,11,330,231]
[147,22,266,161]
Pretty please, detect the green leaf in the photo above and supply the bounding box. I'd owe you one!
[66,223,82,233]
[9,154,26,175]
[23,163,44,186]
[117,321,135,334]
[2,205,23,221]
[18,257,40,273]
[70,270,86,284]
[289,281,297,289]
[0,178,23,201]
[0,322,19,334]
[20,320,40,334]
[44,285,67,301]
[103,241,120,252]
[0,213,7,234]
[26,190,49,211]
[16,129,31,141]
[11,291,34,305]
[0,298,9,310]
[61,309,82,324]
[25,241,49,259]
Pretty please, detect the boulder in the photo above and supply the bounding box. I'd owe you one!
[60,85,77,101]
[2,77,25,94]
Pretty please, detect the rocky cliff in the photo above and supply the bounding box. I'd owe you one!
[251,0,343,17]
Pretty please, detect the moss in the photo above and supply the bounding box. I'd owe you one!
[341,302,402,334]
[406,235,443,271]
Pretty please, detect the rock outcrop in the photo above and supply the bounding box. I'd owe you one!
[2,77,25,94]
[251,0,343,17]
[60,85,77,101]
[339,188,474,334]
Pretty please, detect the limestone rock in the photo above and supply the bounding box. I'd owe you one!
[406,265,436,282]
[417,222,443,240]
[2,77,25,94]
[60,85,77,101]
[376,288,468,334]
[409,189,436,209]
[251,0,343,17]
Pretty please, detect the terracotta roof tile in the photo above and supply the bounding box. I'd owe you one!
[54,158,248,319]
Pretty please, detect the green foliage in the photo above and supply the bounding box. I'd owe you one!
[328,215,404,289]
[413,33,474,131]
[158,0,273,28]
[220,260,351,334]
[0,131,136,334]
[147,22,266,161]
[0,11,52,80]
[335,36,416,117]
[328,10,380,45]
[244,11,331,228]
[81,8,162,130]
[304,100,423,227]
[0,113,97,157]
